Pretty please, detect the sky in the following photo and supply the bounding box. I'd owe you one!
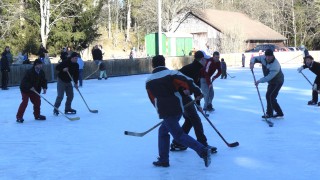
[0,65,319,180]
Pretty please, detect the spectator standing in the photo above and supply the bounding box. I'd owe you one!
[22,51,30,64]
[242,54,246,67]
[300,45,309,58]
[38,44,48,62]
[16,59,47,123]
[92,45,103,62]
[67,47,73,58]
[220,58,227,79]
[129,47,136,60]
[77,54,84,87]
[98,60,108,80]
[60,47,68,62]
[1,46,12,90]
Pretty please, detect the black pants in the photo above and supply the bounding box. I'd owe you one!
[311,82,320,102]
[1,70,9,89]
[266,83,283,116]
[173,96,208,146]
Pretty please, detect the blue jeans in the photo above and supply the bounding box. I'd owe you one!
[79,69,83,86]
[200,78,214,109]
[158,115,206,163]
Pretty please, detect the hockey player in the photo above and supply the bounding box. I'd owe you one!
[297,55,320,106]
[146,55,211,168]
[200,51,221,112]
[16,59,48,123]
[250,49,284,118]
[170,50,217,153]
[53,52,79,115]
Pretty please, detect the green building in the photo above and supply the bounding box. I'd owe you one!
[145,32,193,56]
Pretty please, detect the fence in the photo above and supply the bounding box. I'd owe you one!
[2,51,317,87]
[1,56,193,87]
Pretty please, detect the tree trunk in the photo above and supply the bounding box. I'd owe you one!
[40,0,50,48]
[108,0,111,38]
[291,0,297,47]
[115,0,119,33]
[126,0,131,42]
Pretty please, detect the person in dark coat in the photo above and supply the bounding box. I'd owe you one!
[53,52,79,115]
[92,45,103,61]
[170,51,217,153]
[220,58,227,79]
[16,59,48,123]
[298,55,320,106]
[1,46,12,90]
[60,47,68,62]
[37,44,48,62]
[146,55,211,168]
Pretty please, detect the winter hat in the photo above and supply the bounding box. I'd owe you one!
[33,59,43,66]
[213,51,220,56]
[264,49,274,56]
[200,50,212,59]
[70,52,78,59]
[152,55,165,68]
[304,55,314,60]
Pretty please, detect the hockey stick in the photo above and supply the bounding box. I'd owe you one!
[283,53,303,64]
[124,99,198,137]
[195,103,239,147]
[251,69,273,127]
[31,89,80,121]
[227,72,235,78]
[84,66,99,80]
[67,71,98,113]
[300,71,313,86]
[124,121,163,137]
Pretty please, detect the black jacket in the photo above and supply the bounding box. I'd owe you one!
[1,52,11,72]
[146,66,202,119]
[38,48,48,58]
[56,58,79,84]
[179,60,203,105]
[179,59,203,87]
[92,49,103,60]
[303,61,320,85]
[20,66,47,93]
[60,51,68,62]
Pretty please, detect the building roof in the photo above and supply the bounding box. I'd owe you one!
[184,9,287,41]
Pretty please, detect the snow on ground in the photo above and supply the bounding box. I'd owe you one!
[0,65,319,180]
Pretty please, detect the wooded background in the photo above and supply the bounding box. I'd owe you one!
[1,0,319,58]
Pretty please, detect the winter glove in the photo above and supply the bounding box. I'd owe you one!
[297,66,304,73]
[313,84,318,91]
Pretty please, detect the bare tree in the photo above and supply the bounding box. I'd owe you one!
[26,0,92,47]
[136,0,214,33]
[126,0,131,42]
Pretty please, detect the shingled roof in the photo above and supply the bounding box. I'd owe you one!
[187,9,287,41]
